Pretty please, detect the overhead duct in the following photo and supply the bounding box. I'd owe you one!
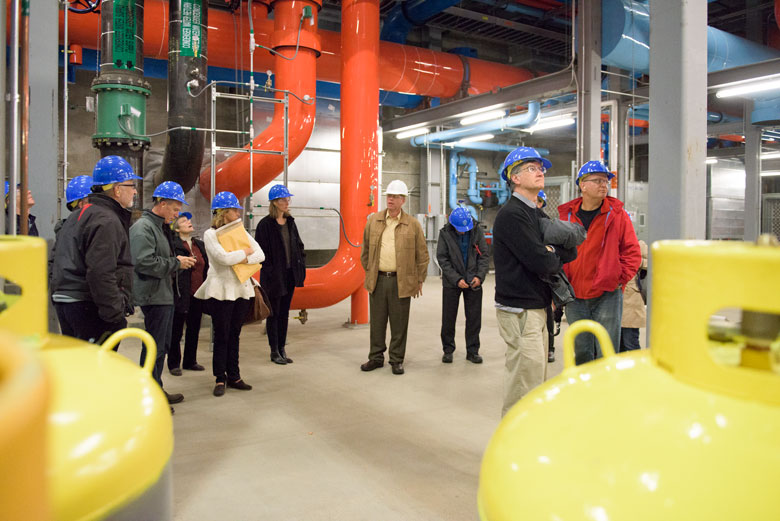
[380,0,462,43]
[61,1,535,99]
[154,0,208,191]
[198,0,321,201]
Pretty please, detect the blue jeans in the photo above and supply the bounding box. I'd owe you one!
[565,289,622,365]
[620,327,641,352]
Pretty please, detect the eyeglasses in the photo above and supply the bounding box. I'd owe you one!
[518,165,546,175]
[117,183,136,188]
[583,178,610,186]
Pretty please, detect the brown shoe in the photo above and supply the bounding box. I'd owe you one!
[360,359,384,371]
[390,362,404,375]
[213,383,225,397]
[227,379,253,391]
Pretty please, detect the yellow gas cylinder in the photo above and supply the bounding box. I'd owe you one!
[478,238,780,520]
[0,236,174,520]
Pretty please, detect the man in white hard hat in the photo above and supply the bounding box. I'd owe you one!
[360,179,430,375]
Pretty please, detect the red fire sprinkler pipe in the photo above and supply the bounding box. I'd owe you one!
[198,0,321,200]
[290,0,379,323]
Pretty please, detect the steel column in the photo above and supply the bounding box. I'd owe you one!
[744,104,762,241]
[617,102,630,202]
[648,0,707,242]
[576,0,602,166]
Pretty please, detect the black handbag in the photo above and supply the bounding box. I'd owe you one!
[636,269,648,305]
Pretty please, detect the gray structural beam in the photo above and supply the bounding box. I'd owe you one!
[575,0,601,166]
[617,102,630,202]
[743,103,762,241]
[29,0,60,239]
[648,0,707,242]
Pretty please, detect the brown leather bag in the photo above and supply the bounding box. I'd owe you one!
[245,280,273,324]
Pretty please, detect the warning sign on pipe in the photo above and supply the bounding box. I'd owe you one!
[181,0,203,58]
[113,0,136,69]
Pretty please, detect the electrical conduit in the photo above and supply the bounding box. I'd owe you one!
[289,0,379,321]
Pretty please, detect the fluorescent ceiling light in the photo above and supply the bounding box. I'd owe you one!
[715,78,780,98]
[455,104,504,119]
[762,151,780,160]
[442,133,495,146]
[761,171,780,177]
[392,123,426,134]
[523,115,576,132]
[396,127,429,139]
[460,110,507,126]
[706,158,718,164]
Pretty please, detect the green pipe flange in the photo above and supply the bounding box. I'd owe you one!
[91,83,151,96]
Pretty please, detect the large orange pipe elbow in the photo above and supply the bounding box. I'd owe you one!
[290,0,379,321]
[59,0,534,98]
[198,0,320,200]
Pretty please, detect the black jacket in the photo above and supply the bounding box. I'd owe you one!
[436,223,489,289]
[254,214,306,297]
[172,236,209,313]
[493,195,577,310]
[50,193,134,324]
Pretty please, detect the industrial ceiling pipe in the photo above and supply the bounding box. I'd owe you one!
[290,0,380,321]
[197,0,321,200]
[59,0,534,99]
[154,0,209,192]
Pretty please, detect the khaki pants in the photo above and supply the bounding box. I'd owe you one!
[496,308,548,416]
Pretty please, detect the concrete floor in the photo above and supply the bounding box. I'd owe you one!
[119,278,643,520]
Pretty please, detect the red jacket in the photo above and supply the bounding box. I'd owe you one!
[557,196,641,300]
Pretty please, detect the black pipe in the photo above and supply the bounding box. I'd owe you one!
[155,0,208,192]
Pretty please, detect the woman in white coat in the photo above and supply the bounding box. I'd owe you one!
[195,191,265,397]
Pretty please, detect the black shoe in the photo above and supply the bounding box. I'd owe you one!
[213,383,225,397]
[183,363,205,371]
[170,367,183,376]
[390,362,404,375]
[270,350,288,365]
[466,353,483,364]
[360,359,384,371]
[227,379,253,391]
[170,406,175,415]
[165,391,184,404]
[279,349,293,364]
[442,353,453,363]
[548,349,556,363]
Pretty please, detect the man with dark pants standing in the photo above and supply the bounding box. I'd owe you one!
[557,161,641,365]
[436,207,489,364]
[494,147,578,415]
[360,180,430,375]
[51,156,139,344]
[130,181,196,408]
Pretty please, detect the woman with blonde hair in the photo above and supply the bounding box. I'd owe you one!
[195,191,265,397]
[254,185,306,365]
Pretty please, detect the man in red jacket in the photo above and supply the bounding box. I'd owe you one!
[557,161,641,365]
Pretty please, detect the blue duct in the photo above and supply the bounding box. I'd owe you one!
[421,142,550,155]
[472,0,571,27]
[462,155,483,205]
[601,0,780,124]
[448,152,479,220]
[381,0,463,43]
[411,101,541,146]
[64,48,423,109]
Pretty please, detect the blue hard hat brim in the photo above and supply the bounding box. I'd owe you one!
[179,212,193,220]
[452,222,474,232]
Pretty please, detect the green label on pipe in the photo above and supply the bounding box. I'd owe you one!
[113,0,137,70]
[181,0,203,58]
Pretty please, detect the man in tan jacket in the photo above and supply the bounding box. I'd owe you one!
[360,180,430,375]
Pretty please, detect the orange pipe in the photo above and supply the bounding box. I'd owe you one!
[198,0,321,200]
[58,0,533,97]
[290,0,379,320]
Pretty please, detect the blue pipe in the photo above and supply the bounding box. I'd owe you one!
[381,0,463,43]
[448,152,479,220]
[420,142,550,155]
[463,155,483,205]
[411,101,541,146]
[601,0,780,124]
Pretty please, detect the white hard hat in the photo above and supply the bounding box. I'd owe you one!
[385,179,409,196]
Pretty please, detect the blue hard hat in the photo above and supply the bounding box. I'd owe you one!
[576,160,614,186]
[449,207,475,233]
[3,181,8,197]
[92,155,142,186]
[178,212,193,220]
[537,190,547,208]
[66,175,93,204]
[498,146,552,183]
[268,184,293,201]
[152,181,189,205]
[211,191,242,211]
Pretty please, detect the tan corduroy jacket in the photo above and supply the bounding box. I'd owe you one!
[361,209,429,298]
[621,240,648,328]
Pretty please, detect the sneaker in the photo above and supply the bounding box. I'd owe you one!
[548,349,556,363]
[442,353,453,363]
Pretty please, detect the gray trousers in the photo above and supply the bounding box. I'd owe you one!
[368,274,411,364]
